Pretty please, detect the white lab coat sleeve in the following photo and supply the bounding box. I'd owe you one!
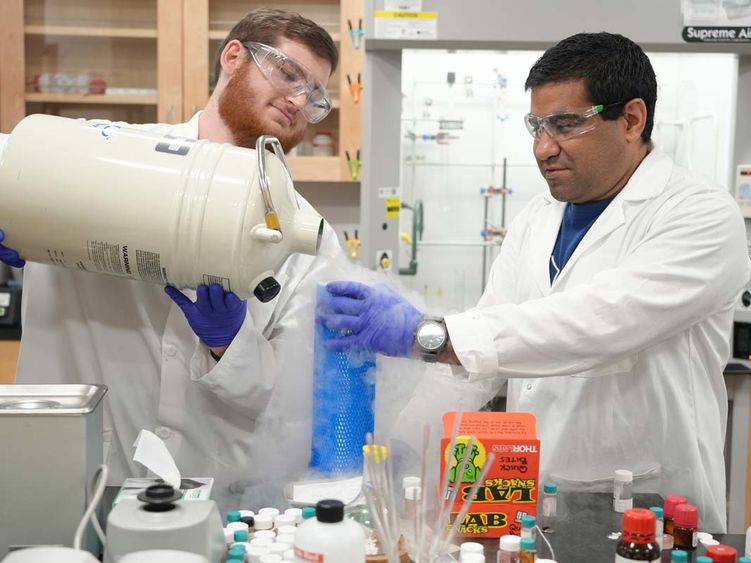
[186,314,278,417]
[447,190,750,377]
[445,206,530,374]
[184,224,342,417]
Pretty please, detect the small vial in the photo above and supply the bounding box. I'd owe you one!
[239,509,255,518]
[541,482,557,532]
[613,469,633,513]
[227,510,242,523]
[462,554,486,563]
[251,537,274,548]
[284,507,303,525]
[497,534,521,563]
[460,541,484,558]
[705,544,738,563]
[241,515,256,533]
[259,507,281,518]
[253,530,276,541]
[277,525,297,536]
[228,545,246,560]
[695,558,713,563]
[663,495,687,535]
[274,514,296,528]
[670,550,688,562]
[615,508,660,562]
[699,538,720,557]
[648,507,663,551]
[276,533,296,546]
[254,513,274,531]
[672,503,698,550]
[521,515,536,540]
[301,506,316,520]
[246,545,271,563]
[740,558,751,563]
[404,486,421,521]
[234,529,250,543]
[520,536,536,563]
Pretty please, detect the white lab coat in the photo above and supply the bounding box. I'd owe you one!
[445,149,751,533]
[10,114,344,513]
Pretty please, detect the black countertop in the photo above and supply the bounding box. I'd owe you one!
[471,492,745,562]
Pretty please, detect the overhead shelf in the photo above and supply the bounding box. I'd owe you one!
[25,25,157,38]
[25,93,158,105]
[208,29,340,42]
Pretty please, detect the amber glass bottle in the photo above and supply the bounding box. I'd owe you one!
[615,508,661,562]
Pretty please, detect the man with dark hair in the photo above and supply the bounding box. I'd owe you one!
[0,8,341,512]
[317,32,750,532]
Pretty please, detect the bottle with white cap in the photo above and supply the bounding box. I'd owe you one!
[497,534,521,563]
[294,499,365,562]
[614,470,633,513]
[460,541,485,562]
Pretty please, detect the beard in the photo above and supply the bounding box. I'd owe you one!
[218,61,306,153]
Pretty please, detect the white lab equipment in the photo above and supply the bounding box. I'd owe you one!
[0,384,107,557]
[0,114,324,301]
[1,547,99,563]
[104,484,225,563]
[119,550,210,563]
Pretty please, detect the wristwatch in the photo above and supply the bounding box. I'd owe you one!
[414,316,448,362]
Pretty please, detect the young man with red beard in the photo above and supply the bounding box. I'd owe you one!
[1,9,342,514]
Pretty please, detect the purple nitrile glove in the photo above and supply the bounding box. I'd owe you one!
[316,281,423,357]
[0,229,25,268]
[164,283,247,348]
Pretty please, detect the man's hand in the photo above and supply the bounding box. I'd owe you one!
[316,281,423,357]
[0,229,25,268]
[165,283,247,349]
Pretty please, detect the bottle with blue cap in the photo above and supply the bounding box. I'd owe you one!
[520,536,536,562]
[542,482,557,532]
[521,515,536,539]
[649,506,664,551]
[671,549,688,562]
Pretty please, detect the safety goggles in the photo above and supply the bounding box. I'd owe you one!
[523,102,624,141]
[244,41,331,124]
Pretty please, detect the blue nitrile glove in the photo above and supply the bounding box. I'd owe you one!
[316,281,423,357]
[0,229,25,268]
[164,283,247,347]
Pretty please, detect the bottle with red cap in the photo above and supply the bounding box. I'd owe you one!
[706,544,738,563]
[615,508,661,562]
[663,495,688,535]
[672,503,698,550]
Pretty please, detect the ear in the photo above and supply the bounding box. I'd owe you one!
[219,39,248,78]
[621,98,648,143]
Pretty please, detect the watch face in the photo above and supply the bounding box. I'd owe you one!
[418,322,446,351]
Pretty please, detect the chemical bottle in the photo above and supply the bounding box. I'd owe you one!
[705,544,738,563]
[497,535,521,563]
[520,536,536,563]
[739,557,751,563]
[294,499,365,563]
[672,503,698,550]
[461,554,486,563]
[615,508,660,562]
[541,483,557,532]
[460,542,484,559]
[695,558,712,563]
[301,507,316,520]
[670,550,688,562]
[613,470,633,512]
[521,515,536,540]
[663,495,688,535]
[649,507,663,551]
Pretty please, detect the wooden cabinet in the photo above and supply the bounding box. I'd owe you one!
[0,0,363,183]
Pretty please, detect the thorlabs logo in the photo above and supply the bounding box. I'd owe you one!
[491,444,538,453]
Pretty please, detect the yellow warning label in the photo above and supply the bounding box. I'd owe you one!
[386,197,401,218]
[375,11,438,19]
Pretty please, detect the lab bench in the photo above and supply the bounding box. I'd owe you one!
[473,492,746,562]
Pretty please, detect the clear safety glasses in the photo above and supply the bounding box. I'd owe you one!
[524,102,624,142]
[245,41,331,124]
